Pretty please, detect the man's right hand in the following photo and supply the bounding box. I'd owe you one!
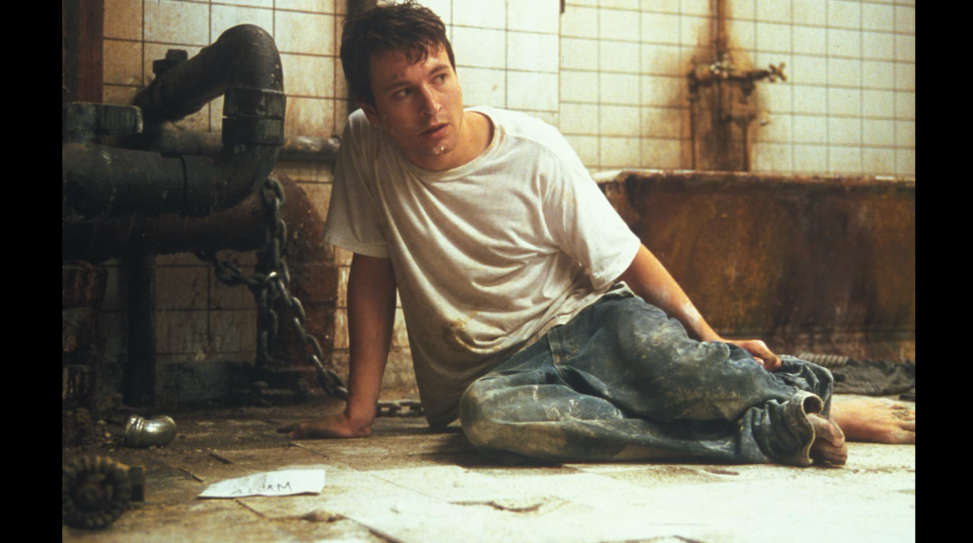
[276,412,372,439]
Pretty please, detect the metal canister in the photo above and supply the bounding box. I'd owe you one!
[123,415,177,448]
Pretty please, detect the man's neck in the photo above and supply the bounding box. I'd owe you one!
[417,110,493,172]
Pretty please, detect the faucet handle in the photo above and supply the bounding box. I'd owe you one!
[768,62,787,82]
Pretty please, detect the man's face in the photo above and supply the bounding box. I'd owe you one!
[360,45,466,171]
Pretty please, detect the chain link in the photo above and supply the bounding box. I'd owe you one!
[196,177,423,417]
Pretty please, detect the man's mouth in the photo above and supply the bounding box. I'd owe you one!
[420,123,449,138]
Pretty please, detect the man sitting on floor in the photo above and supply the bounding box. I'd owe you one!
[279,1,915,466]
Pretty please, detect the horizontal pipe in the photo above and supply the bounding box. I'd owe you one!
[62,24,286,223]
[128,129,340,163]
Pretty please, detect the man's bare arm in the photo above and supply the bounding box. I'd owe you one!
[279,253,397,438]
[617,244,781,371]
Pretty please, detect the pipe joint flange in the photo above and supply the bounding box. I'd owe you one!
[224,87,286,119]
[222,117,285,146]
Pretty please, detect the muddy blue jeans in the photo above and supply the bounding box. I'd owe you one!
[459,286,834,466]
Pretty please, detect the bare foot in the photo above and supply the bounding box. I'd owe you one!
[808,413,847,466]
[830,397,916,444]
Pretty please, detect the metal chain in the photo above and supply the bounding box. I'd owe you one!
[376,399,424,418]
[197,177,423,417]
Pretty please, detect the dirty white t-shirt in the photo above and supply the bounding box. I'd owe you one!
[324,106,641,426]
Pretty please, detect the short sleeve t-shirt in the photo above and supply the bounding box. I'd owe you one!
[324,106,641,426]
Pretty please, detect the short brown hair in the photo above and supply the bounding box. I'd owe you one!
[340,1,456,105]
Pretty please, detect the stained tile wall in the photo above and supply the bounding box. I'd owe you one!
[100,0,349,375]
[559,0,916,175]
[97,0,916,397]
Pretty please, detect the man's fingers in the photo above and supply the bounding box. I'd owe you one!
[733,339,781,372]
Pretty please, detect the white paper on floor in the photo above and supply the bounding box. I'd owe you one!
[198,469,326,498]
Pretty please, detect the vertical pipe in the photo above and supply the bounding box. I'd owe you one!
[62,0,104,103]
[124,255,157,406]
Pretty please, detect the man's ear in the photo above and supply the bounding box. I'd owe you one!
[357,100,381,127]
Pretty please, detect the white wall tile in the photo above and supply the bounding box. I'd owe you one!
[509,0,561,34]
[640,75,682,106]
[793,85,828,115]
[275,11,333,55]
[641,12,680,45]
[828,28,862,58]
[508,32,560,73]
[793,26,826,56]
[756,0,790,23]
[895,6,916,35]
[641,138,681,169]
[862,61,895,90]
[508,72,559,111]
[414,0,451,22]
[640,43,682,75]
[794,144,828,172]
[600,41,641,73]
[561,70,600,102]
[863,119,895,147]
[212,5,274,40]
[862,90,895,118]
[829,117,861,145]
[276,0,335,14]
[104,0,142,41]
[793,115,828,144]
[756,22,792,54]
[600,8,640,42]
[561,38,601,70]
[862,148,895,175]
[862,3,894,32]
[896,149,915,177]
[640,106,681,138]
[827,0,861,30]
[600,105,640,136]
[642,0,680,15]
[896,35,916,63]
[282,54,334,98]
[828,87,861,117]
[600,136,640,167]
[599,72,640,105]
[561,103,600,134]
[459,67,507,108]
[792,0,826,26]
[862,31,895,61]
[562,6,600,38]
[144,0,209,45]
[829,145,861,174]
[565,135,600,165]
[453,0,505,29]
[828,58,861,87]
[453,27,507,69]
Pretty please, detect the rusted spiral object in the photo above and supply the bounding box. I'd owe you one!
[62,456,133,529]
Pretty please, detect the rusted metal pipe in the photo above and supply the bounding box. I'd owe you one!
[62,24,285,222]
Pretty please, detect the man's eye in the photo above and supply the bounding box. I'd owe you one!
[394,88,412,98]
[435,74,447,83]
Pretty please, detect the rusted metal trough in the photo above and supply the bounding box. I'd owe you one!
[600,170,916,363]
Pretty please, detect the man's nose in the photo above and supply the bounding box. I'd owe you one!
[418,86,441,116]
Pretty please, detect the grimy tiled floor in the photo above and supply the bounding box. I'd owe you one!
[62,395,916,543]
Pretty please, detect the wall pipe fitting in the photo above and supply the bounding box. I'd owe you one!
[62,24,285,222]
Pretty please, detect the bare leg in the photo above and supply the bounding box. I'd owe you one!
[808,413,847,466]
[830,396,916,444]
